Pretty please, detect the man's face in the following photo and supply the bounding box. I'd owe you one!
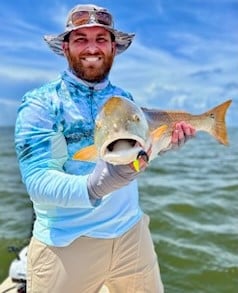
[62,26,116,82]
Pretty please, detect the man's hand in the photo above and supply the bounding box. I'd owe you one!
[171,121,196,148]
[87,160,141,200]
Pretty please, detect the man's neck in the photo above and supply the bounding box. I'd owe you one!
[67,68,109,90]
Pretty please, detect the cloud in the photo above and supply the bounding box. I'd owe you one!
[0,99,20,126]
[0,0,237,126]
[111,31,237,126]
[0,64,60,82]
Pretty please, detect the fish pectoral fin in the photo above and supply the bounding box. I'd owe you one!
[73,145,98,162]
[151,125,168,142]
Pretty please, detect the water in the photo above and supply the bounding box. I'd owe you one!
[0,126,237,292]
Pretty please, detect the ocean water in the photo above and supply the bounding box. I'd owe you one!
[0,126,237,292]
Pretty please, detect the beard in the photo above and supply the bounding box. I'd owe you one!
[66,49,114,82]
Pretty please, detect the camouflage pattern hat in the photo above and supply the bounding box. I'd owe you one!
[44,4,135,56]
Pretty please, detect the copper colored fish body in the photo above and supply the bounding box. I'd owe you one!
[73,97,232,165]
[142,99,232,160]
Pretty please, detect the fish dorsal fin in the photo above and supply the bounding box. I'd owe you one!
[73,144,98,162]
[151,125,168,142]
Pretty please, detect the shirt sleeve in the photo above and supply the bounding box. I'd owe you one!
[15,91,95,209]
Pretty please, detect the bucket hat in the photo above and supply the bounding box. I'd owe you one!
[44,4,135,56]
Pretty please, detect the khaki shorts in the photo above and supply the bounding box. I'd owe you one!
[27,214,164,293]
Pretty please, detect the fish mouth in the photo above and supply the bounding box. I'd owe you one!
[107,139,138,151]
[100,136,146,165]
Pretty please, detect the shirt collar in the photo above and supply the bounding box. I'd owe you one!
[65,69,110,90]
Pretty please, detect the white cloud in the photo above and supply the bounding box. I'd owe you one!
[0,64,60,82]
[0,99,20,126]
[111,33,237,121]
[0,0,236,125]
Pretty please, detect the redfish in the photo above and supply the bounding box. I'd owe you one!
[73,96,231,165]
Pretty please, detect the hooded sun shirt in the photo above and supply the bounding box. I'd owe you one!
[15,70,143,246]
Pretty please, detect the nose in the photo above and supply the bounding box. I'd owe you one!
[86,40,100,54]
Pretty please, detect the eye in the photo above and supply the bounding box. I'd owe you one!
[132,114,140,122]
[72,35,88,44]
[97,37,108,43]
[74,37,87,43]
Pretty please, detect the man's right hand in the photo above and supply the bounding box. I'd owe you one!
[87,159,143,200]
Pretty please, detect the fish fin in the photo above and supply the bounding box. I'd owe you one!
[73,145,98,162]
[206,99,232,145]
[151,124,168,142]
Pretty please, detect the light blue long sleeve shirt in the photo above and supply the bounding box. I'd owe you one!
[15,70,143,246]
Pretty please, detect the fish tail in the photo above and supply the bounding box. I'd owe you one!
[206,99,232,145]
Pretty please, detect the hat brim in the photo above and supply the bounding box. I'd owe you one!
[44,24,135,56]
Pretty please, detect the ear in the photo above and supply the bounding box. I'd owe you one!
[111,42,116,56]
[62,42,69,56]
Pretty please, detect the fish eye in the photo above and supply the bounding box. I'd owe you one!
[132,114,140,122]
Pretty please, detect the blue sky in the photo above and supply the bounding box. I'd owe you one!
[0,0,237,126]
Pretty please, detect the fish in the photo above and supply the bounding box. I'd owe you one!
[73,96,232,166]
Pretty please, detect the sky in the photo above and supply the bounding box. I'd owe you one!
[0,0,237,126]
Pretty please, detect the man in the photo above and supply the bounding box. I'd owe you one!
[15,4,195,293]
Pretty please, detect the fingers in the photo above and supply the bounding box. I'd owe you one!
[171,121,196,147]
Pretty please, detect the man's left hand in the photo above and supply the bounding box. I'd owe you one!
[171,121,196,148]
